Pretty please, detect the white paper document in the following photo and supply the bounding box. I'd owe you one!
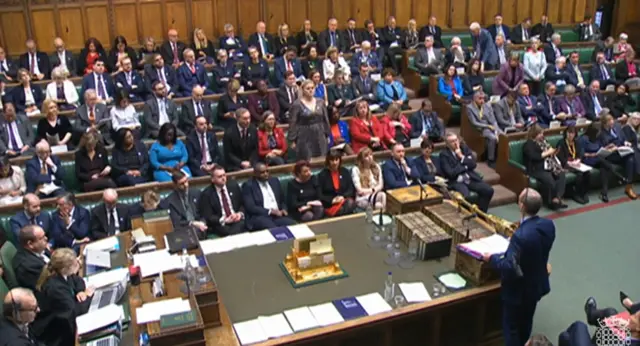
[39,183,61,195]
[356,293,392,316]
[251,230,277,246]
[459,233,510,256]
[135,298,191,324]
[287,224,315,239]
[283,306,320,332]
[84,267,129,289]
[258,313,294,338]
[596,147,613,158]
[233,319,268,345]
[398,282,432,303]
[309,302,344,326]
[569,162,593,172]
[200,237,235,254]
[86,249,111,268]
[134,250,198,277]
[618,146,634,157]
[83,236,119,254]
[76,304,124,335]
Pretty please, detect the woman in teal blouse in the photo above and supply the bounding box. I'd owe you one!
[149,123,192,182]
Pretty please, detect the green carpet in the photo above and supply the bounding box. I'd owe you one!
[489,185,640,341]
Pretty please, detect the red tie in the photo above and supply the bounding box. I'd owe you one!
[158,69,166,85]
[200,133,207,165]
[220,186,232,216]
[189,64,195,73]
[30,53,35,74]
[172,43,179,64]
[526,97,532,106]
[287,60,293,71]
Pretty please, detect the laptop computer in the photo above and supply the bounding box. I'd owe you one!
[89,282,126,312]
[85,334,119,346]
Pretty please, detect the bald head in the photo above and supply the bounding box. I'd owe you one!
[3,288,38,324]
[518,188,542,216]
[103,188,118,208]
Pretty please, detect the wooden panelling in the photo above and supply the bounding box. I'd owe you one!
[450,0,467,28]
[546,0,561,24]
[287,0,307,32]
[516,0,531,22]
[413,0,431,27]
[309,0,330,31]
[84,6,110,48]
[573,0,587,22]
[500,0,518,25]
[191,0,216,38]
[372,0,391,27]
[265,0,286,34]
[58,8,85,51]
[1,12,27,54]
[165,1,188,37]
[215,0,238,33]
[353,0,372,27]
[114,4,139,44]
[530,0,546,22]
[468,0,483,25]
[394,0,412,26]
[430,0,448,28]
[31,10,56,48]
[237,0,261,35]
[331,0,350,26]
[560,0,575,23]
[482,0,500,25]
[140,2,165,41]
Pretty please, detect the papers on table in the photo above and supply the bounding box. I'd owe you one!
[132,250,198,277]
[86,248,111,268]
[200,225,316,255]
[437,272,467,290]
[39,182,61,195]
[549,120,561,129]
[233,313,293,345]
[398,282,432,303]
[457,233,510,260]
[284,307,320,332]
[50,144,68,154]
[355,293,393,316]
[76,304,124,335]
[309,302,344,326]
[258,314,293,338]
[83,236,119,255]
[136,298,191,324]
[597,147,613,158]
[287,224,315,239]
[84,267,129,289]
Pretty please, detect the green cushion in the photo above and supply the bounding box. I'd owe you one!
[441,33,472,47]
[483,76,495,95]
[557,29,579,43]
[0,242,18,288]
[0,276,8,301]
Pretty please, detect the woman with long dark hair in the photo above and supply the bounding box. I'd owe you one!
[287,160,324,221]
[149,123,191,182]
[317,151,355,217]
[78,37,107,75]
[111,128,150,186]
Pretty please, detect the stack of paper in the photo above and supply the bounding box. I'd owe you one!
[251,230,277,246]
[309,302,344,326]
[76,304,124,335]
[457,234,510,259]
[84,268,129,289]
[233,313,293,345]
[83,237,119,255]
[287,225,315,239]
[200,237,235,255]
[283,307,319,332]
[133,250,199,277]
[136,298,191,324]
[355,293,393,316]
[398,282,432,303]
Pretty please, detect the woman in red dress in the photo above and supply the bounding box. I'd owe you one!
[317,150,355,217]
[78,38,107,75]
[349,100,386,154]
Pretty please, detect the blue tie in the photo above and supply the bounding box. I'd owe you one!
[330,32,336,47]
[423,114,432,134]
[593,95,602,115]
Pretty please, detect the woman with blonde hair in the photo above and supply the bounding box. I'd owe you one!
[274,23,296,57]
[322,46,350,82]
[402,19,419,49]
[130,188,163,217]
[288,79,330,160]
[192,28,216,66]
[34,248,94,346]
[351,147,385,209]
[75,131,116,192]
[523,38,547,96]
[45,66,79,110]
[36,99,72,148]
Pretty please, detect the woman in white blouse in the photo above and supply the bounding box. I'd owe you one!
[0,156,26,205]
[45,66,79,110]
[523,38,547,96]
[351,147,385,209]
[111,90,141,138]
[322,47,350,82]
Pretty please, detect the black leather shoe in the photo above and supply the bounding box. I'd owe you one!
[572,196,587,205]
[585,296,597,316]
[620,291,632,312]
[601,193,609,203]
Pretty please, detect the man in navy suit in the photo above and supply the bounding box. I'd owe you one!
[185,115,221,177]
[440,133,494,212]
[89,189,133,240]
[81,59,115,104]
[487,14,511,42]
[18,39,50,80]
[50,193,91,250]
[114,56,147,102]
[581,80,607,121]
[409,99,445,142]
[539,82,570,127]
[10,193,52,244]
[25,141,66,199]
[566,51,587,91]
[248,21,275,62]
[0,46,18,82]
[144,54,177,98]
[470,22,499,71]
[516,84,544,124]
[382,143,419,190]
[177,48,211,97]
[349,40,382,77]
[482,188,555,346]
[163,170,207,236]
[274,47,303,86]
[242,163,296,231]
[211,49,240,93]
[590,51,616,90]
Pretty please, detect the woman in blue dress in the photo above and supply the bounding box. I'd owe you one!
[149,123,191,182]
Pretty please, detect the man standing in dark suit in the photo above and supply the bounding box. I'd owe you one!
[543,33,563,64]
[89,188,132,239]
[160,29,186,69]
[144,54,177,98]
[186,115,221,177]
[440,133,494,212]
[483,188,555,346]
[73,90,112,146]
[18,39,49,80]
[163,170,207,235]
[242,163,296,231]
[487,14,511,42]
[25,141,66,199]
[180,85,214,134]
[114,57,147,103]
[12,224,50,291]
[10,194,52,246]
[143,81,183,139]
[276,71,298,122]
[419,16,443,47]
[0,287,42,345]
[382,143,419,189]
[581,80,606,121]
[318,18,346,55]
[248,21,275,62]
[50,193,91,250]
[0,102,34,157]
[50,38,76,77]
[223,108,258,171]
[0,46,18,82]
[197,165,247,236]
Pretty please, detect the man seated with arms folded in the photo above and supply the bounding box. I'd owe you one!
[556,125,593,204]
[12,224,50,291]
[25,141,66,199]
[186,115,221,177]
[566,51,587,92]
[544,56,570,93]
[494,90,525,132]
[414,36,444,77]
[198,165,247,236]
[223,108,258,172]
[0,288,42,346]
[163,170,208,237]
[517,84,544,126]
[81,59,115,104]
[274,46,304,87]
[351,63,379,108]
[142,81,184,139]
[350,40,382,77]
[242,162,296,230]
[89,188,133,239]
[328,71,357,117]
[377,68,409,110]
[0,156,26,206]
[581,80,607,121]
[10,194,52,246]
[556,85,585,126]
[211,49,240,94]
[0,102,34,158]
[50,193,90,251]
[114,56,147,103]
[276,71,298,122]
[440,132,494,212]
[467,91,501,168]
[73,90,112,147]
[177,48,211,97]
[383,143,419,189]
[591,51,616,90]
[523,125,568,209]
[410,99,445,142]
[144,54,177,99]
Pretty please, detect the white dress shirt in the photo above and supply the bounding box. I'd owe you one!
[111,104,140,131]
[57,51,67,70]
[427,48,436,63]
[258,181,279,211]
[28,53,41,75]
[24,87,35,106]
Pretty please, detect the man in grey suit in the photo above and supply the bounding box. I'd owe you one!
[73,89,112,146]
[414,36,443,76]
[466,91,502,167]
[180,85,214,134]
[493,91,525,132]
[142,81,184,139]
[0,102,34,157]
[49,38,76,76]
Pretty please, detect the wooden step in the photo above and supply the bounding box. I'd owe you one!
[489,184,518,207]
[477,162,501,185]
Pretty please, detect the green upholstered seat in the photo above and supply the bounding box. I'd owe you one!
[408,56,429,87]
[0,276,8,301]
[0,242,18,288]
[441,33,472,47]
[557,29,579,43]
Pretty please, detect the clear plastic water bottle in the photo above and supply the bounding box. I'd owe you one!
[182,248,196,290]
[383,271,395,301]
[408,234,419,261]
[365,205,373,224]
